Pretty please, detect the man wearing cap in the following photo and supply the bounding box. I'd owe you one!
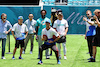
[53,11,68,60]
[0,13,12,59]
[36,10,51,59]
[38,19,61,64]
[23,13,36,54]
[12,16,28,59]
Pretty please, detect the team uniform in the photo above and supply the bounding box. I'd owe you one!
[36,17,52,58]
[38,27,60,64]
[53,19,69,59]
[93,18,100,47]
[85,18,96,57]
[23,19,36,54]
[12,23,28,48]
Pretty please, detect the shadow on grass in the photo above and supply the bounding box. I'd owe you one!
[37,63,58,65]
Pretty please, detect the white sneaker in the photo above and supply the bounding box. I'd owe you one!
[22,51,25,54]
[1,56,6,59]
[64,56,67,60]
[30,51,32,54]
[59,56,61,59]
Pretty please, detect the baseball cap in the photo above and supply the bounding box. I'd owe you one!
[57,9,62,12]
[18,16,23,20]
[45,19,51,23]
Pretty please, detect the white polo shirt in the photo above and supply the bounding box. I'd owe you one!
[53,19,69,36]
[12,23,28,38]
[41,27,59,39]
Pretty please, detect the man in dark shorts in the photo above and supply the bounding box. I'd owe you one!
[89,9,100,62]
[38,19,61,64]
[11,16,28,59]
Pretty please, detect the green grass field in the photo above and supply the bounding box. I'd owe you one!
[0,35,100,67]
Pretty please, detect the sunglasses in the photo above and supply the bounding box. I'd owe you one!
[86,14,89,15]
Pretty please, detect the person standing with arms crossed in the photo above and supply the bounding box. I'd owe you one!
[12,16,28,59]
[0,13,12,59]
[36,10,51,59]
[23,14,36,54]
[53,11,68,60]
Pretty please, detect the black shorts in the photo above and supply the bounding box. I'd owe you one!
[15,40,24,48]
[56,36,66,43]
[92,35,100,47]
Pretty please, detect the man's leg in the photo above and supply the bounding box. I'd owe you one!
[38,35,43,59]
[57,43,61,58]
[45,48,50,59]
[62,42,67,59]
[51,45,61,64]
[30,34,34,54]
[93,46,97,59]
[38,44,47,64]
[13,47,17,57]
[19,40,24,59]
[23,34,30,53]
[2,38,6,58]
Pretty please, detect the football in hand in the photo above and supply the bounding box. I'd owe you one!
[43,35,48,41]
[53,35,56,39]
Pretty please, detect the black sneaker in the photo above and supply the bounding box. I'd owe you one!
[88,58,95,62]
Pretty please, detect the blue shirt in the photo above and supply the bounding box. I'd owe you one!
[86,26,96,36]
[86,18,96,36]
[0,19,12,39]
[36,17,51,35]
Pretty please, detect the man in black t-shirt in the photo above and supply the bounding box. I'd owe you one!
[89,9,100,62]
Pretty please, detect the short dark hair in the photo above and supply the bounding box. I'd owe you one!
[40,10,47,14]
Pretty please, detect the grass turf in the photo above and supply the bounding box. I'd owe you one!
[0,35,100,67]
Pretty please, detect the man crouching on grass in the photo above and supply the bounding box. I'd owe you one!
[11,16,28,59]
[38,19,61,64]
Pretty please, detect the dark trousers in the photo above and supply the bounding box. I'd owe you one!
[0,38,6,56]
[87,36,94,57]
[39,44,59,61]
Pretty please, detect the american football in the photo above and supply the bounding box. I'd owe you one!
[43,35,48,41]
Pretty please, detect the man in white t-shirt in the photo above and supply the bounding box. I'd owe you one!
[53,12,69,60]
[38,19,61,64]
[11,16,28,59]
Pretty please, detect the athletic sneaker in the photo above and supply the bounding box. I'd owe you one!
[38,61,43,64]
[46,56,50,59]
[57,60,61,64]
[22,51,25,54]
[59,56,61,59]
[1,56,6,59]
[88,58,95,62]
[64,56,67,60]
[30,51,32,54]
[12,56,15,60]
[19,56,23,59]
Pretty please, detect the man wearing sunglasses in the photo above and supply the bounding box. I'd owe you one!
[0,13,12,59]
[83,10,96,61]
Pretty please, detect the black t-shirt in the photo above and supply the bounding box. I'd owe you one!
[96,18,100,36]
